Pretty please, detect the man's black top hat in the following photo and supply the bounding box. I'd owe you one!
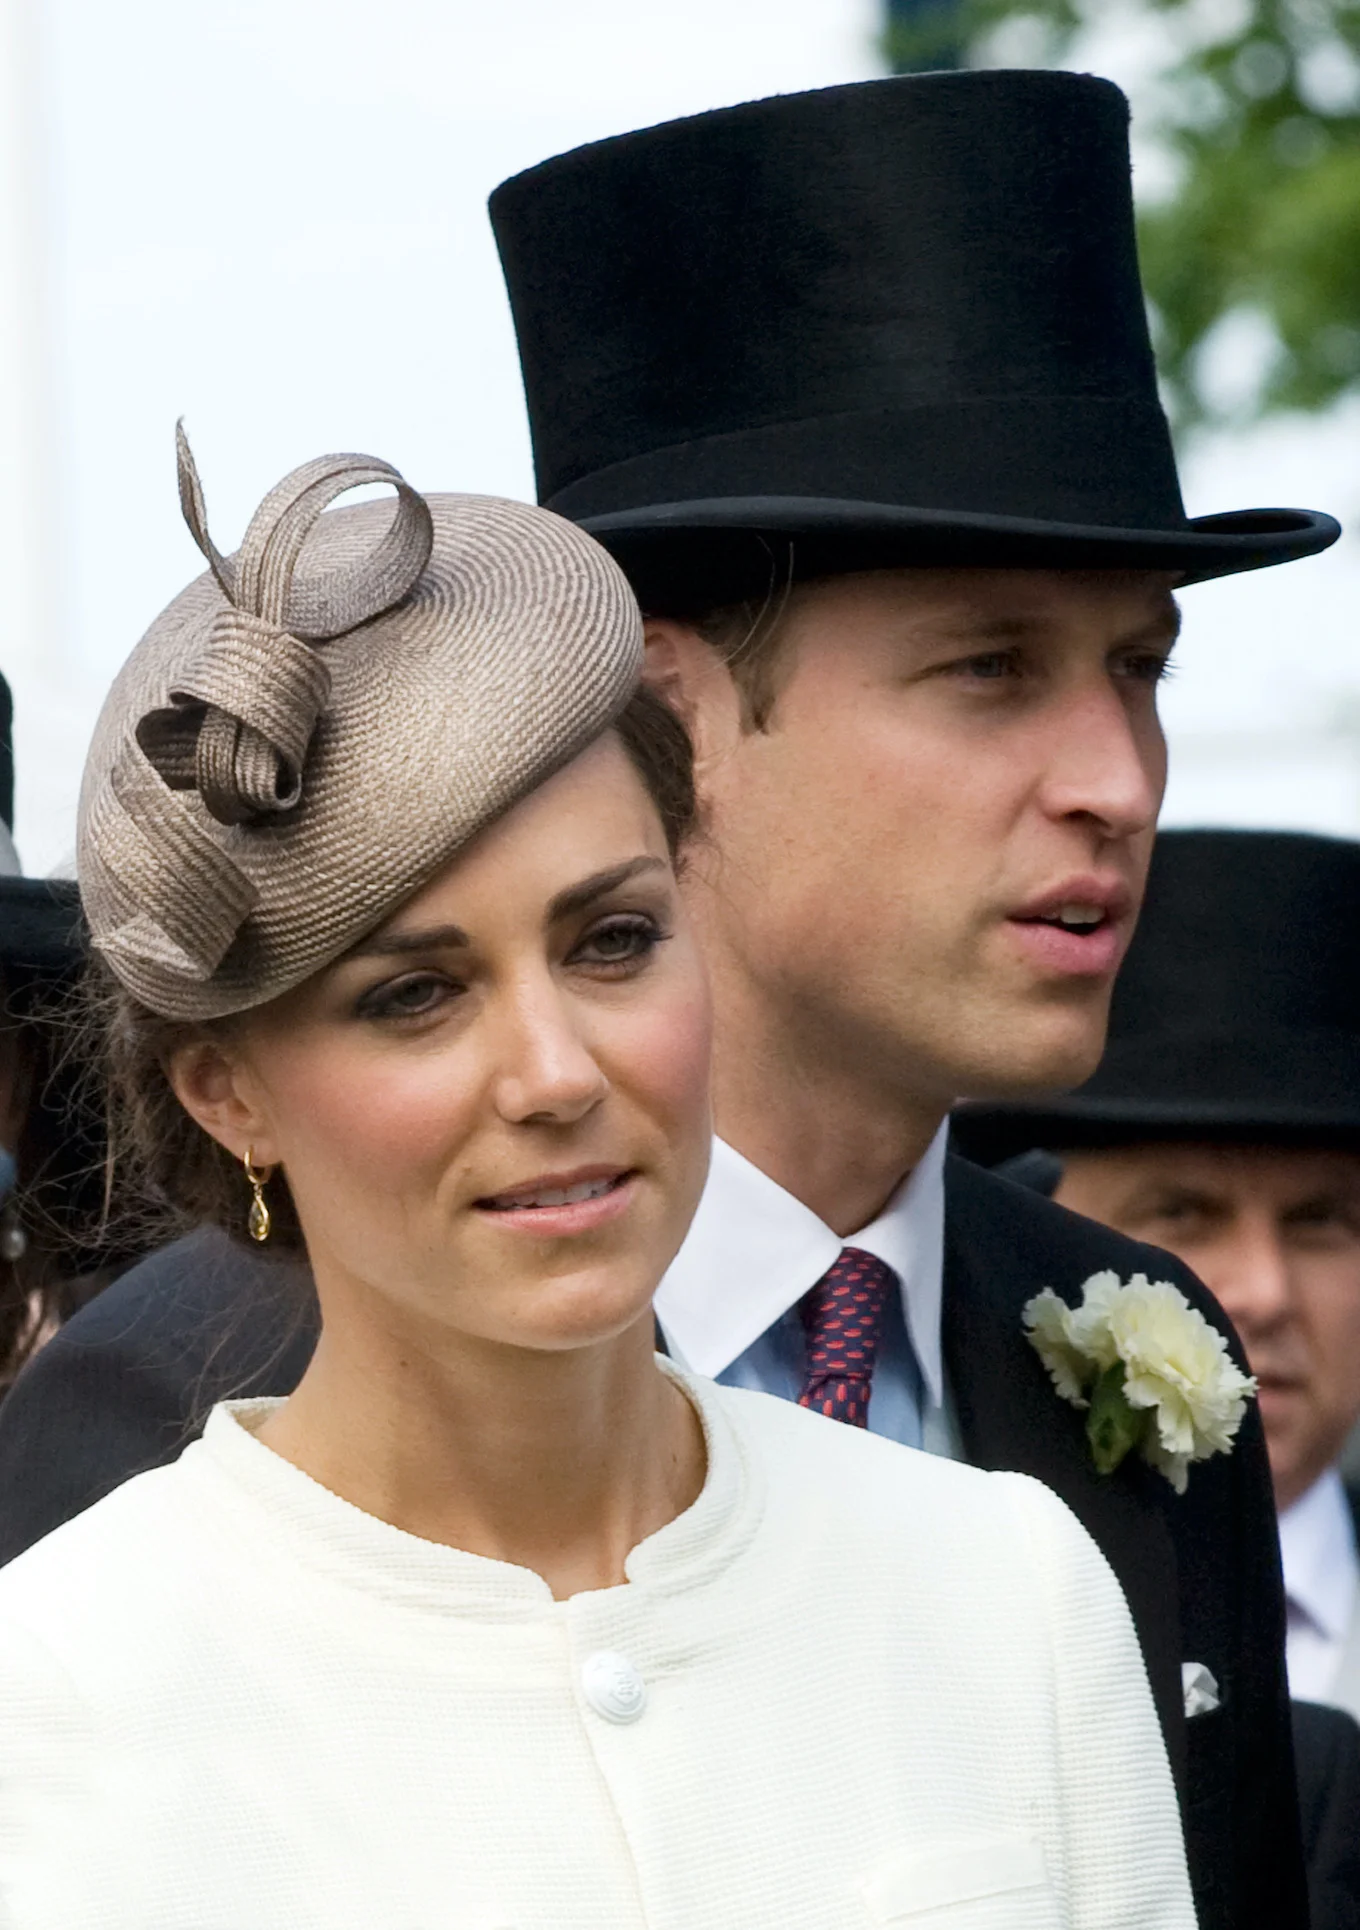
[491,72,1339,612]
[953,829,1360,1160]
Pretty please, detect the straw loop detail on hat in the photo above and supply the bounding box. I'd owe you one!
[138,429,435,829]
[85,742,259,981]
[142,608,334,825]
[175,425,435,639]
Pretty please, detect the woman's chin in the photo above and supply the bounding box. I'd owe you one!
[490,1275,660,1356]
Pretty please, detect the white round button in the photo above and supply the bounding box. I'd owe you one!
[581,1650,647,1724]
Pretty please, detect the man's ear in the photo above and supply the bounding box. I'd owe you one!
[167,1034,279,1169]
[643,618,743,767]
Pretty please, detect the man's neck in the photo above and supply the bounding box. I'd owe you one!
[705,959,948,1238]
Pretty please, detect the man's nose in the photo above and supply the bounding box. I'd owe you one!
[491,981,610,1126]
[1036,678,1165,841]
[1208,1224,1295,1344]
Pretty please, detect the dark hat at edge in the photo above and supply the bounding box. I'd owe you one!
[0,877,84,973]
[0,671,83,973]
[952,829,1360,1161]
[491,71,1338,613]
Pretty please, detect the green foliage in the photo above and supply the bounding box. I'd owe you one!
[885,1,1360,428]
[1085,1362,1143,1477]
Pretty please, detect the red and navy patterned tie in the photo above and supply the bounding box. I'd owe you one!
[797,1247,897,1427]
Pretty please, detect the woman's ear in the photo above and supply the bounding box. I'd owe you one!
[167,1035,278,1168]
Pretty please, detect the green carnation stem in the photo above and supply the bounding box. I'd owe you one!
[1086,1363,1144,1477]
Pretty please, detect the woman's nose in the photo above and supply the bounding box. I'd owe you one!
[491,984,610,1126]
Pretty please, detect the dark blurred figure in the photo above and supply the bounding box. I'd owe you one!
[0,677,133,1390]
[956,828,1360,1930]
[956,828,1360,1711]
[1295,1702,1360,1930]
[0,1227,315,1551]
[0,886,105,1389]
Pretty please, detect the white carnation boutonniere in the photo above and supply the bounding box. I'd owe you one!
[1022,1271,1258,1494]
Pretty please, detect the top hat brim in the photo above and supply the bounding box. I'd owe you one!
[497,75,1343,608]
[0,878,85,974]
[952,1028,1360,1164]
[577,497,1341,614]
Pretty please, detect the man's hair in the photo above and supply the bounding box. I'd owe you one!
[687,579,812,731]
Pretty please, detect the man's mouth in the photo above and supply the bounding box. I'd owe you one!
[1004,880,1132,977]
[1028,903,1110,935]
[1011,875,1132,930]
[1255,1370,1303,1398]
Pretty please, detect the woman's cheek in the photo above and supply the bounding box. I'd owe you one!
[267,1034,479,1190]
[611,971,713,1136]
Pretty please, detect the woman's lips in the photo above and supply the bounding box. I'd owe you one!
[473,1169,637,1237]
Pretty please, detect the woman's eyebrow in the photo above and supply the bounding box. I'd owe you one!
[344,858,666,959]
[347,921,470,960]
[547,856,667,922]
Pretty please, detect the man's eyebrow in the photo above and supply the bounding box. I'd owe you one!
[1284,1187,1360,1214]
[925,597,1184,650]
[1122,598,1183,649]
[1123,1180,1223,1215]
[547,856,668,923]
[924,615,1048,645]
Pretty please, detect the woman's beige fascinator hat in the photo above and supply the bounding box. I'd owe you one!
[78,430,643,1021]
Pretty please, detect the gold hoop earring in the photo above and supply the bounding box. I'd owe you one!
[243,1149,273,1244]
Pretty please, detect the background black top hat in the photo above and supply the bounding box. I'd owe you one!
[0,674,81,974]
[491,71,1339,613]
[952,829,1360,1162]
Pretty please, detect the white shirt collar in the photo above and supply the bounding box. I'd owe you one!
[1279,1466,1359,1644]
[656,1121,948,1407]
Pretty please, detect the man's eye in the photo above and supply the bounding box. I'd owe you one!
[1117,651,1175,686]
[355,972,456,1021]
[1146,1197,1210,1227]
[572,915,666,970]
[949,651,1019,681]
[1288,1202,1360,1240]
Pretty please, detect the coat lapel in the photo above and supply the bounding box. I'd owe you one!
[940,1154,1188,1795]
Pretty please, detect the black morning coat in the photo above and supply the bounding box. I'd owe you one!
[0,1155,1305,1930]
[1294,1701,1360,1930]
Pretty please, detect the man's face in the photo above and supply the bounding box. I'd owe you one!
[656,568,1175,1113]
[1055,1143,1360,1510]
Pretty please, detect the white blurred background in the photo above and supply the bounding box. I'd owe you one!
[0,0,1355,874]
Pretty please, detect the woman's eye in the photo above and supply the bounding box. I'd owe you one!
[355,972,457,1021]
[571,915,666,971]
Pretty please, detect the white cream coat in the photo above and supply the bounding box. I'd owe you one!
[0,1367,1194,1930]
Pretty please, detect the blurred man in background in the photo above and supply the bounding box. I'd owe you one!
[955,828,1360,1718]
[0,673,136,1389]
